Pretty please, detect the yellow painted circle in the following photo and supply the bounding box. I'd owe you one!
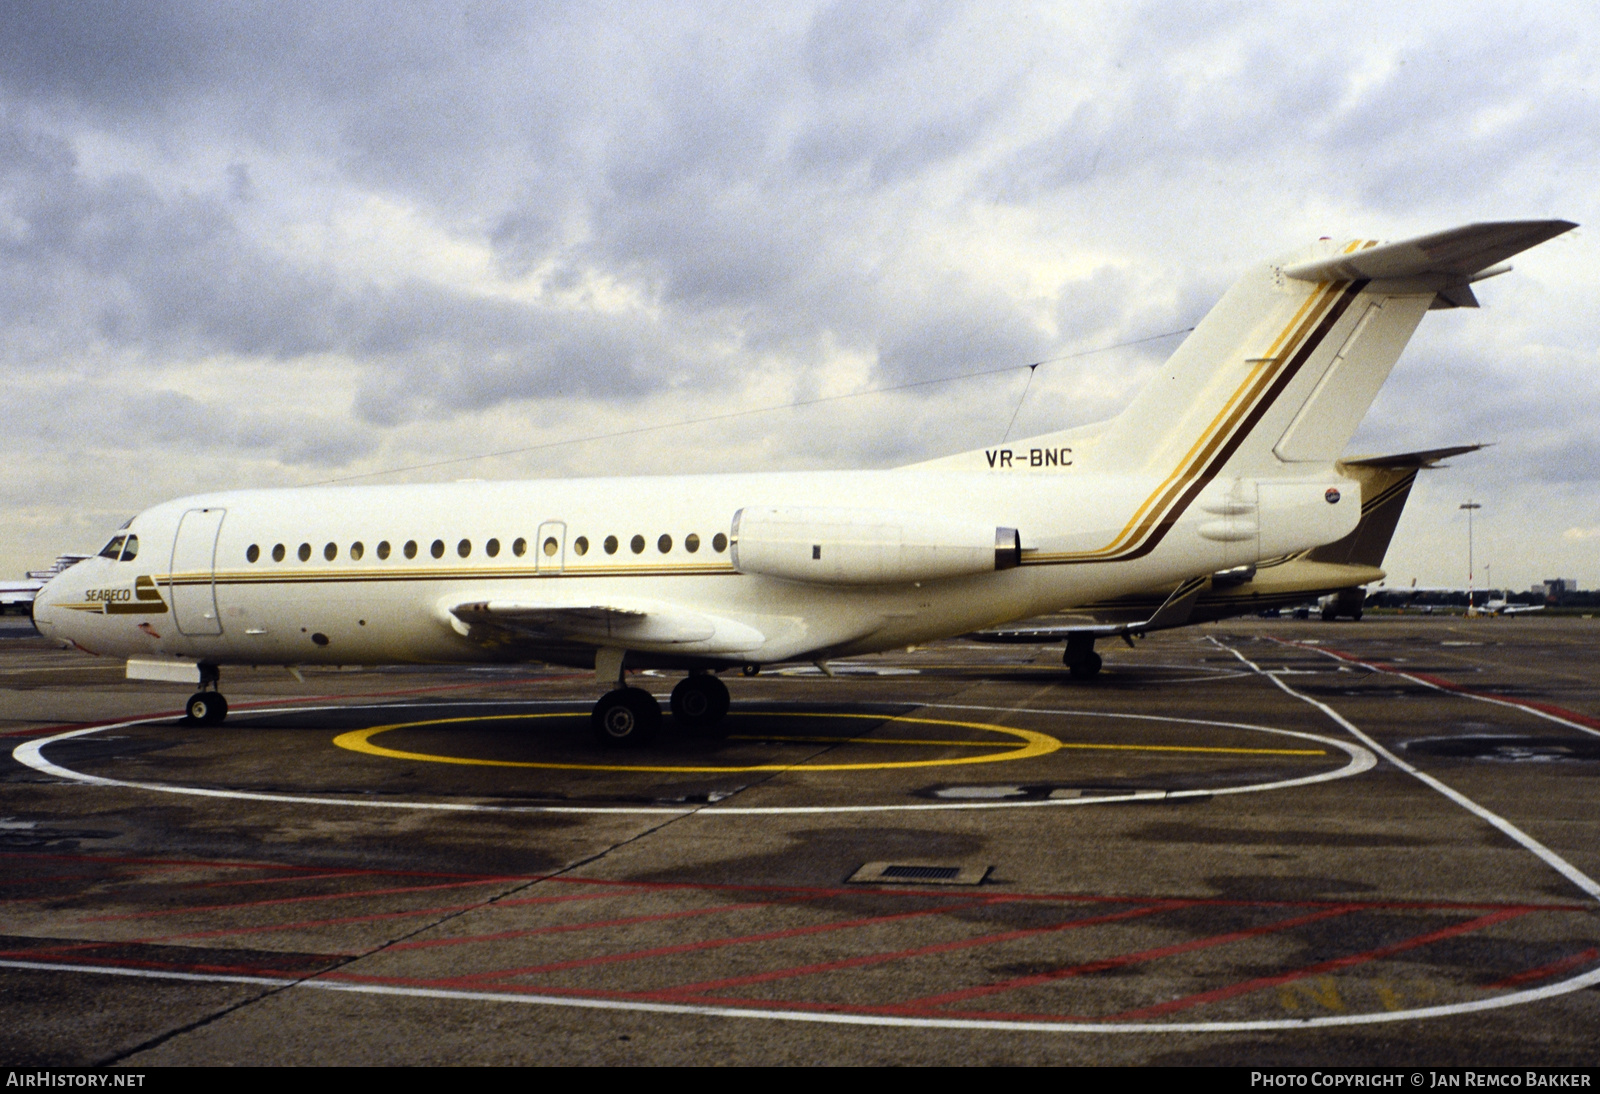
[332,711,1062,773]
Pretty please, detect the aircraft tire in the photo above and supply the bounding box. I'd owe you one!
[186,692,228,724]
[591,687,661,748]
[671,675,731,736]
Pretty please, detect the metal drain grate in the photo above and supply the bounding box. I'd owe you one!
[882,865,960,880]
[847,861,991,886]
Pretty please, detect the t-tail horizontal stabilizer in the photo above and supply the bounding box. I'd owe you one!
[1086,221,1574,479]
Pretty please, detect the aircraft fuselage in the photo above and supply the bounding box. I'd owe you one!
[34,467,1355,670]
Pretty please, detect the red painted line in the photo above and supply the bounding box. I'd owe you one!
[0,874,94,886]
[0,849,495,877]
[1,710,190,739]
[1107,906,1533,1021]
[3,851,1588,913]
[221,675,569,712]
[61,890,629,948]
[894,903,1364,1012]
[133,903,491,944]
[526,873,1585,913]
[367,900,989,988]
[651,901,1182,999]
[0,673,584,739]
[79,877,527,922]
[0,949,333,980]
[387,900,777,954]
[192,870,377,889]
[1278,640,1600,731]
[1483,946,1600,990]
[0,849,560,885]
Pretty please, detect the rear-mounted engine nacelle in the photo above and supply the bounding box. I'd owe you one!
[730,506,1020,586]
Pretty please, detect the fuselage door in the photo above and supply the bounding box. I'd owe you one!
[536,521,566,575]
[168,508,225,636]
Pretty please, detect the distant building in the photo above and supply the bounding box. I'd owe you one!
[1543,578,1580,600]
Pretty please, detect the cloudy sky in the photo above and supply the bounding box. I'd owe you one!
[1,1,1595,591]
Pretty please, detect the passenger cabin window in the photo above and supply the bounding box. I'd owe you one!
[486,538,500,558]
[246,544,260,563]
[630,535,645,554]
[573,536,589,556]
[431,539,445,559]
[350,542,364,560]
[604,535,618,555]
[324,542,338,561]
[377,541,391,559]
[298,543,312,562]
[120,536,139,562]
[272,544,286,562]
[657,534,672,554]
[513,537,527,557]
[685,534,700,553]
[713,533,728,553]
[542,536,558,557]
[98,535,126,560]
[457,539,471,558]
[404,540,418,559]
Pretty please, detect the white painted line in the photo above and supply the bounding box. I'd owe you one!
[3,957,1598,1033]
[10,701,1373,817]
[1213,638,1600,905]
[1284,639,1600,740]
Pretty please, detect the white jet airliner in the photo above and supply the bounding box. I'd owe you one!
[32,220,1573,744]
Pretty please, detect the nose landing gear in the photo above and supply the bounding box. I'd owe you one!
[185,691,228,723]
[185,665,228,723]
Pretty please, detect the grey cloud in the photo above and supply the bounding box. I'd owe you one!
[802,0,953,90]
[0,113,701,427]
[0,121,343,357]
[0,376,377,468]
[875,281,1049,385]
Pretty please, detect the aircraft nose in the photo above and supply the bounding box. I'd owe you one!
[30,576,63,633]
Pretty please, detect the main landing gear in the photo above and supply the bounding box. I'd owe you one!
[185,665,228,724]
[589,665,731,748]
[1063,635,1102,680]
[670,673,731,736]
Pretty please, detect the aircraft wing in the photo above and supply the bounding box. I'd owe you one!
[1499,604,1546,615]
[444,598,766,654]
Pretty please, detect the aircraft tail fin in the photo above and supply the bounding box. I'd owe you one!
[1081,222,1573,488]
[1305,445,1482,568]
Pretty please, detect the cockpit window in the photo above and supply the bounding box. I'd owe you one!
[120,535,139,562]
[99,535,126,560]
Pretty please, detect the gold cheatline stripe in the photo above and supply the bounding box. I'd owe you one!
[1063,238,1374,562]
[1027,279,1351,565]
[162,562,742,586]
[1359,474,1416,512]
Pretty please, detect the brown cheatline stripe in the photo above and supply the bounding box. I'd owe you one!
[1110,282,1351,552]
[1102,280,1346,550]
[1098,278,1371,565]
[1023,278,1361,567]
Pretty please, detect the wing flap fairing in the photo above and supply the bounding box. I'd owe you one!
[446,599,766,655]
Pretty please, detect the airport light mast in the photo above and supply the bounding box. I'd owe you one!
[1460,501,1482,612]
